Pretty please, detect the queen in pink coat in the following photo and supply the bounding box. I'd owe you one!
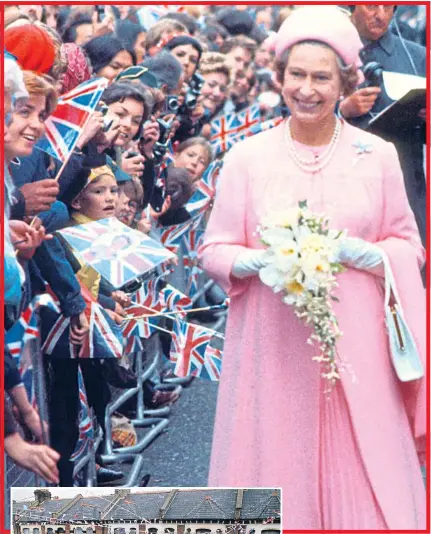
[199,7,426,531]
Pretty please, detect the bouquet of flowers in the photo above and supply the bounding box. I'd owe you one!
[258,201,348,390]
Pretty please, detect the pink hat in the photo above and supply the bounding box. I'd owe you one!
[274,6,363,73]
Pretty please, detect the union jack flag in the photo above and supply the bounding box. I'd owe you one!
[37,78,108,162]
[5,295,59,398]
[160,218,193,254]
[160,284,192,314]
[247,116,284,137]
[71,366,94,464]
[182,227,204,297]
[210,103,261,156]
[124,334,144,355]
[125,276,164,339]
[5,303,38,399]
[59,218,175,289]
[170,319,214,378]
[42,285,123,359]
[201,345,223,382]
[186,160,223,219]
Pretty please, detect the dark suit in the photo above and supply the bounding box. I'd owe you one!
[349,31,426,244]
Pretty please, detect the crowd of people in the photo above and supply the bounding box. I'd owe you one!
[3,3,427,531]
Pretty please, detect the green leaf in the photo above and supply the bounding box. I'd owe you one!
[330,296,340,302]
[298,200,308,209]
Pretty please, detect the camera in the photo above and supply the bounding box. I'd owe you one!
[153,117,174,162]
[165,95,180,114]
[190,72,205,93]
[362,61,384,88]
[182,72,205,111]
[96,103,113,132]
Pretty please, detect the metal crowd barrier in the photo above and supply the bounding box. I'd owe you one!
[100,335,170,487]
[4,299,172,493]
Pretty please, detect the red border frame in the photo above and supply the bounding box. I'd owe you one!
[0,2,429,533]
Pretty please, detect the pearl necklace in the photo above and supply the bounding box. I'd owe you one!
[285,116,342,173]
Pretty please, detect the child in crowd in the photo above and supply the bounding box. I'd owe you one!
[174,136,213,183]
[44,164,126,486]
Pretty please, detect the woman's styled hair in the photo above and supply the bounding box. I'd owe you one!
[83,34,135,75]
[61,12,92,43]
[220,35,257,59]
[22,70,58,115]
[144,19,188,52]
[274,40,359,96]
[176,136,214,167]
[199,52,232,83]
[102,81,154,124]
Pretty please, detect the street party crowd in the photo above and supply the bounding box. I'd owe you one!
[3,4,427,529]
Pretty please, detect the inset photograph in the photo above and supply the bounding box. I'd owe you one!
[12,488,281,534]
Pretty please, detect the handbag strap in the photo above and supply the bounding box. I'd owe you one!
[380,249,403,311]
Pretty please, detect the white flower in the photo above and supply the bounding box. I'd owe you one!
[261,207,302,229]
[273,240,300,273]
[260,226,294,247]
[256,200,351,392]
[259,263,285,293]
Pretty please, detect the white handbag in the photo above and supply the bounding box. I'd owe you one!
[381,251,424,382]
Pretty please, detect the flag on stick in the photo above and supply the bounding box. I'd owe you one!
[37,77,108,163]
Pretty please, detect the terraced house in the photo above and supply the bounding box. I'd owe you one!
[13,489,281,534]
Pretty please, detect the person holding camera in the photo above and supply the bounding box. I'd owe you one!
[340,5,426,245]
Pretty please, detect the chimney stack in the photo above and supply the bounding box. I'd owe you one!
[34,490,52,505]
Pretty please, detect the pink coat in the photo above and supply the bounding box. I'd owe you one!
[199,121,426,530]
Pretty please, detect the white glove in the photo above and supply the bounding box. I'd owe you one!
[232,249,269,279]
[337,236,383,275]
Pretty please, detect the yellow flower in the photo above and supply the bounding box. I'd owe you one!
[285,280,304,294]
[300,233,328,253]
[280,245,296,256]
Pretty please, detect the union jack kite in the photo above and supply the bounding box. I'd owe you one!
[59,218,175,288]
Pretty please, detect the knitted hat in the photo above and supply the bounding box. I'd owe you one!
[83,34,134,75]
[5,24,56,75]
[273,6,363,73]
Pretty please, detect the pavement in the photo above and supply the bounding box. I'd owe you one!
[110,377,219,488]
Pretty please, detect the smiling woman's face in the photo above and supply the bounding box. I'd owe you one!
[107,97,144,147]
[4,93,47,160]
[282,42,342,126]
[201,71,229,114]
